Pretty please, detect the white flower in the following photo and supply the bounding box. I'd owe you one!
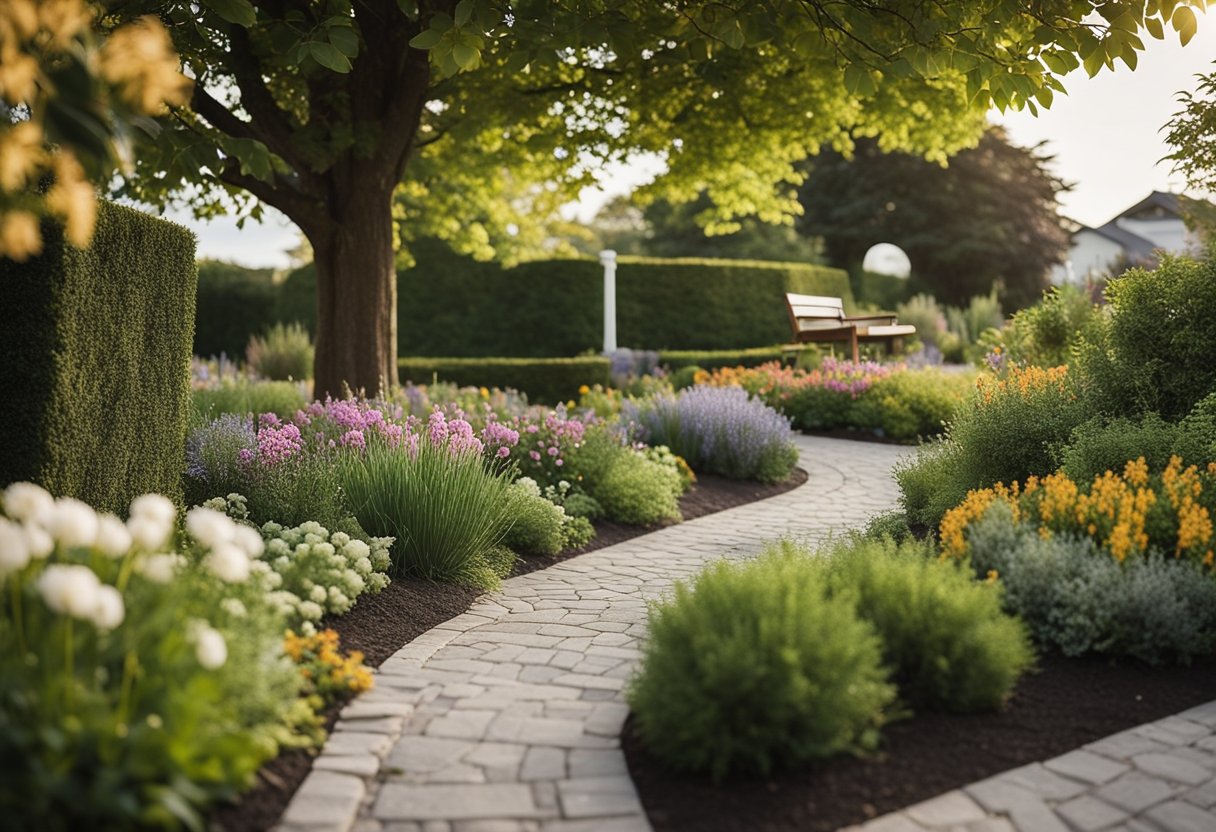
[129,494,175,527]
[206,543,251,583]
[309,585,327,603]
[94,514,132,558]
[220,598,247,618]
[249,560,271,575]
[299,620,317,637]
[232,525,265,559]
[193,625,228,670]
[354,556,372,576]
[91,585,125,630]
[3,482,53,525]
[0,518,30,575]
[298,600,323,621]
[343,570,365,595]
[185,507,235,550]
[37,564,101,619]
[342,539,370,562]
[24,524,53,559]
[126,514,172,551]
[135,553,181,584]
[264,571,283,589]
[47,498,99,549]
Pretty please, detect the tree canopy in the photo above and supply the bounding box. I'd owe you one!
[798,126,1072,308]
[17,0,1210,393]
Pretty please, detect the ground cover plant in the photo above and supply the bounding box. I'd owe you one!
[0,483,372,830]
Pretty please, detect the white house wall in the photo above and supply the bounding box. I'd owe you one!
[1116,217,1192,254]
[1060,231,1125,282]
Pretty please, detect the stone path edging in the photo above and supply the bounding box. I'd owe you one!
[276,435,907,832]
[844,703,1216,832]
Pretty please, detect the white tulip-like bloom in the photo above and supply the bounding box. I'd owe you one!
[47,498,99,549]
[129,493,176,527]
[23,524,53,559]
[94,514,133,558]
[126,514,172,551]
[91,585,125,630]
[37,564,102,619]
[185,507,235,550]
[135,553,181,584]
[231,524,265,559]
[2,482,54,526]
[206,543,251,583]
[0,518,30,575]
[193,625,228,670]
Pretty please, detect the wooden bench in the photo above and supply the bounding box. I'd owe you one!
[785,293,916,363]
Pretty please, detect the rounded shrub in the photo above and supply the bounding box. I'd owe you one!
[502,478,566,556]
[595,456,682,526]
[628,550,895,780]
[824,536,1034,712]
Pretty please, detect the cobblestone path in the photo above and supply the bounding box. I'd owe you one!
[277,435,907,832]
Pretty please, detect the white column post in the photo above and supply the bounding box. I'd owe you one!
[600,249,618,353]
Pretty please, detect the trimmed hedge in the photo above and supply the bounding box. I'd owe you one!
[851,268,910,310]
[661,347,788,372]
[277,240,852,357]
[194,260,278,358]
[0,202,197,512]
[398,356,611,404]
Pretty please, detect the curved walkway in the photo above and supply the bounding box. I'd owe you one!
[276,435,907,832]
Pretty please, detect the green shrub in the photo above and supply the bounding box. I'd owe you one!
[896,294,948,350]
[1057,413,1182,483]
[852,370,972,441]
[824,536,1034,712]
[562,515,595,549]
[863,511,913,542]
[896,439,969,532]
[669,365,701,390]
[1077,251,1216,419]
[194,260,279,358]
[851,268,909,310]
[1002,284,1104,368]
[945,289,1004,350]
[247,322,314,381]
[1178,393,1216,465]
[398,356,611,404]
[967,504,1216,665]
[338,439,514,588]
[284,240,853,356]
[594,454,683,526]
[191,380,310,426]
[502,478,566,556]
[628,549,895,779]
[0,203,197,513]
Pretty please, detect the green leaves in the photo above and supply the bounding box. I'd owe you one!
[204,0,256,28]
[407,10,485,76]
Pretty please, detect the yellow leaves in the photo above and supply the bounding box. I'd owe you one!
[0,122,44,192]
[99,16,192,115]
[45,151,96,248]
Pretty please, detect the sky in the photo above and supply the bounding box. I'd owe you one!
[179,21,1216,268]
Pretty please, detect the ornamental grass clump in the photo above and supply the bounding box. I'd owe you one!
[0,483,314,829]
[628,549,895,780]
[625,386,798,483]
[247,322,315,381]
[337,416,516,589]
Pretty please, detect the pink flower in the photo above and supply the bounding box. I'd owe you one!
[497,446,510,458]
[530,450,541,462]
[339,429,366,449]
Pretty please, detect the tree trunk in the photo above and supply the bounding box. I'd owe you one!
[311,185,398,400]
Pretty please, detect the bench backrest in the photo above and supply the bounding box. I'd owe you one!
[786,293,846,332]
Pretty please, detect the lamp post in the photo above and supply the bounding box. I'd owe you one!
[600,249,617,353]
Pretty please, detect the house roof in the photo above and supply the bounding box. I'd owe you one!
[1079,221,1157,261]
[1120,190,1182,219]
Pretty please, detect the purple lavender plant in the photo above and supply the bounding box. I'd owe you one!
[185,413,256,483]
[624,386,798,483]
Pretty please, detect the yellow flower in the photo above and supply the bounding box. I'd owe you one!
[99,16,191,114]
[578,384,590,395]
[0,210,42,260]
[478,386,489,398]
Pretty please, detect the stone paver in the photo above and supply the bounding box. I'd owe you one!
[276,435,906,832]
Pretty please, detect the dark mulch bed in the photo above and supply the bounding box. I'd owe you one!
[624,653,1216,832]
[212,467,808,831]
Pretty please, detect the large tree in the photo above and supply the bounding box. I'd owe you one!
[103,0,1204,395]
[797,126,1071,308]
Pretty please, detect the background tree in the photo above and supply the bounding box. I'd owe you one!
[105,0,1202,395]
[580,194,825,262]
[797,126,1071,309]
